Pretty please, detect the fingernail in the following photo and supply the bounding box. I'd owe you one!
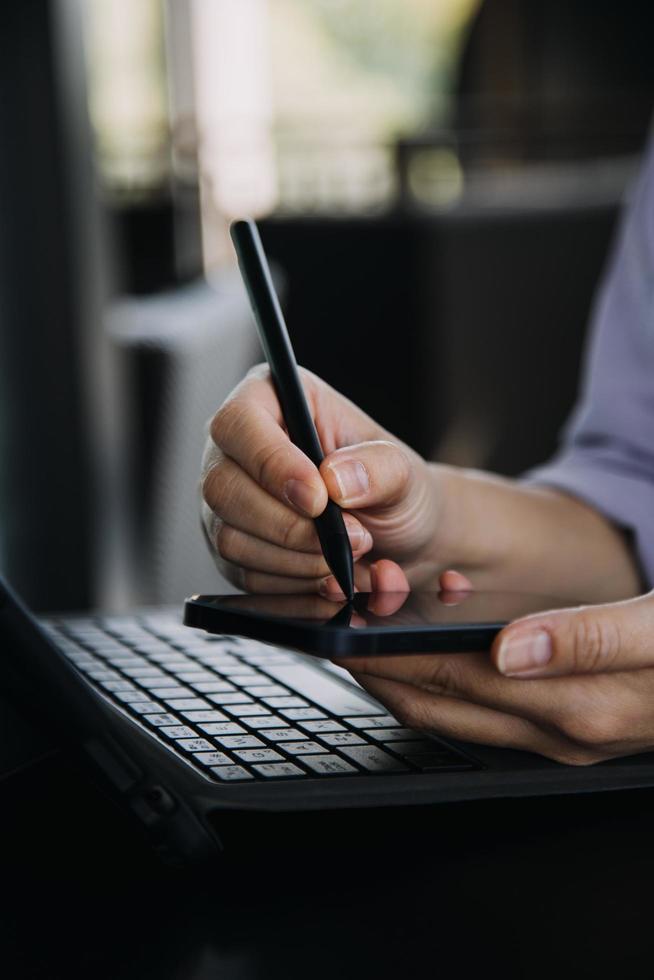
[318,576,333,597]
[346,522,372,551]
[497,630,552,676]
[327,460,370,504]
[284,479,319,516]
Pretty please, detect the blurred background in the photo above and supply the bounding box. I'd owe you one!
[1,0,652,614]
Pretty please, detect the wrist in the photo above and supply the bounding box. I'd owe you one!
[428,467,640,600]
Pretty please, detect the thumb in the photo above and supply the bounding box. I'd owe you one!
[492,590,654,678]
[320,440,435,559]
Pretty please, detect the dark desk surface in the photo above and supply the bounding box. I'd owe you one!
[3,751,653,980]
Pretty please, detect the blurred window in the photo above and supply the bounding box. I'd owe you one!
[84,0,479,269]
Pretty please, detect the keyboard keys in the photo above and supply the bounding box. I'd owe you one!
[144,712,184,727]
[190,681,235,693]
[300,755,357,775]
[260,728,304,742]
[100,679,136,693]
[206,692,253,705]
[365,728,424,742]
[198,722,246,736]
[263,663,384,716]
[298,719,345,734]
[176,738,216,753]
[164,698,211,710]
[115,690,151,703]
[175,671,219,683]
[244,685,290,698]
[252,763,305,779]
[54,612,480,784]
[236,673,276,685]
[147,652,190,663]
[210,765,254,781]
[222,704,272,718]
[282,741,323,755]
[261,696,308,709]
[180,710,228,723]
[87,669,120,681]
[317,732,365,747]
[129,700,167,714]
[159,726,198,739]
[214,735,265,749]
[220,666,261,679]
[135,678,181,691]
[280,708,326,721]
[149,686,194,699]
[107,656,149,668]
[193,751,233,767]
[195,656,240,669]
[233,749,284,763]
[247,715,286,730]
[337,746,408,772]
[121,666,165,678]
[344,715,401,730]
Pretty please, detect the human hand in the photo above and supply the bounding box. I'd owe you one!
[341,567,654,764]
[201,365,449,593]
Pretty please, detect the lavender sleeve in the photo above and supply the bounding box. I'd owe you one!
[525,134,654,586]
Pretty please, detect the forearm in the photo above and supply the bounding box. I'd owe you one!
[433,465,642,602]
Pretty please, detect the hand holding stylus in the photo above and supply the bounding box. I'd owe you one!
[201,365,445,596]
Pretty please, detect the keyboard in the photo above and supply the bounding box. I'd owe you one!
[43,610,479,782]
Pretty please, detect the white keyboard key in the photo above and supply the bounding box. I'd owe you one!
[130,701,166,714]
[198,722,246,736]
[149,686,193,699]
[115,690,150,702]
[176,738,215,752]
[159,726,197,739]
[282,741,323,755]
[280,708,326,721]
[144,712,183,727]
[344,715,401,730]
[222,704,272,717]
[318,732,365,747]
[252,763,305,778]
[180,710,228,722]
[243,685,289,698]
[300,755,357,775]
[263,663,384,716]
[260,728,304,742]
[193,751,232,767]
[261,696,308,709]
[233,749,284,763]
[211,765,253,781]
[298,720,345,734]
[190,681,235,693]
[215,735,265,749]
[247,716,286,730]
[207,692,253,705]
[164,698,211,710]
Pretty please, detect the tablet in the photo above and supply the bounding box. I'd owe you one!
[183,590,575,658]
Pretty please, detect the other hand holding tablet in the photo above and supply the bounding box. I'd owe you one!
[345,566,654,765]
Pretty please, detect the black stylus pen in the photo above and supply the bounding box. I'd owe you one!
[230,219,355,601]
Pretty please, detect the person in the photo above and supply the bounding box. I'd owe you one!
[200,132,654,766]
